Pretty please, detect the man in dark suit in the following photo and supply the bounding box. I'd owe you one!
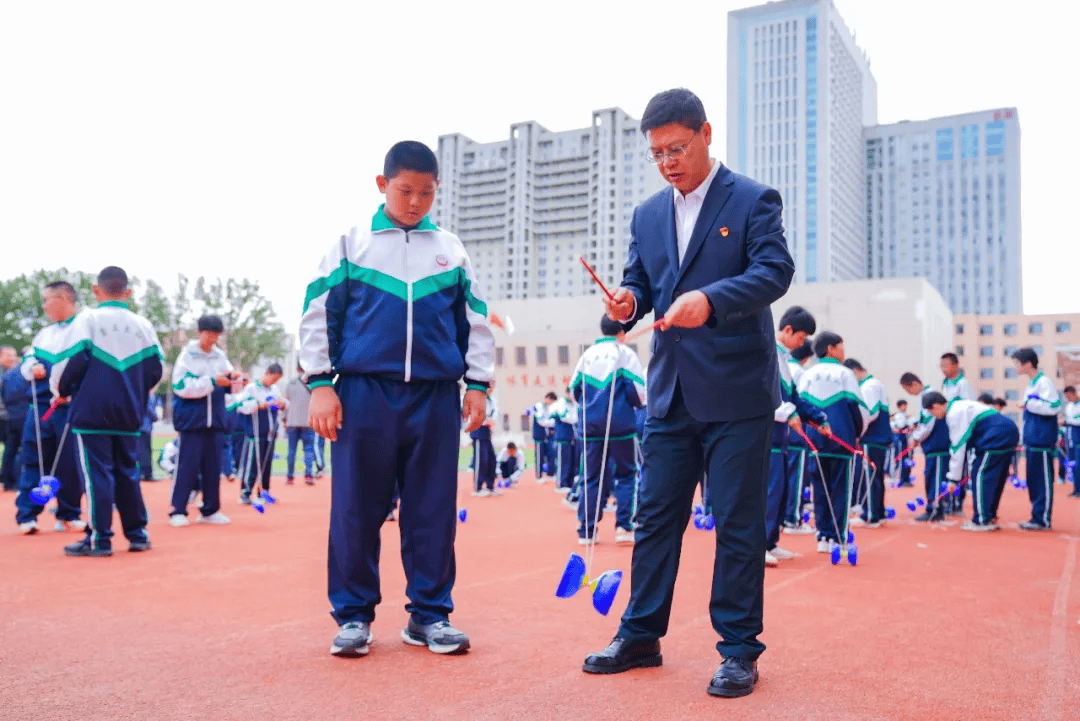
[582,88,795,698]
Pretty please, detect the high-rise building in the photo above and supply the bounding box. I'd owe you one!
[434,109,666,302]
[865,109,1022,314]
[727,0,878,284]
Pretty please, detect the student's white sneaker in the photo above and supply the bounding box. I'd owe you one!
[561,498,577,510]
[53,520,86,532]
[783,524,816,535]
[765,551,779,567]
[491,488,503,496]
[19,521,39,535]
[578,535,597,546]
[771,546,797,560]
[849,505,862,515]
[864,521,883,529]
[473,489,491,498]
[196,512,231,525]
[849,517,866,527]
[169,514,190,528]
[816,539,830,554]
[555,487,571,495]
[614,528,635,545]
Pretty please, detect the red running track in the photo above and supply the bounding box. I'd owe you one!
[2,467,1079,720]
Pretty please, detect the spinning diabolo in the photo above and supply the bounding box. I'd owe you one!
[555,553,622,616]
[457,508,467,522]
[29,475,61,506]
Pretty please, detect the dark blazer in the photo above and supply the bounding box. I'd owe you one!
[621,163,795,422]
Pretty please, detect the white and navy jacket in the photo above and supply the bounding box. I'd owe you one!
[943,398,1019,481]
[233,380,285,438]
[787,357,810,448]
[299,206,494,393]
[549,396,579,443]
[858,375,892,447]
[571,337,645,441]
[496,447,522,481]
[531,401,554,441]
[470,395,498,441]
[171,340,234,432]
[1065,400,1080,446]
[892,411,915,434]
[55,301,164,434]
[1021,371,1062,449]
[22,312,81,406]
[796,357,869,454]
[773,343,827,448]
[941,372,975,402]
[911,385,951,454]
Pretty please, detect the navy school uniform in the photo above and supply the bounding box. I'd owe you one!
[571,337,645,537]
[57,301,164,551]
[470,396,496,492]
[530,401,554,477]
[913,386,952,519]
[549,396,579,489]
[942,400,1019,525]
[1065,400,1080,495]
[496,448,522,484]
[170,340,234,518]
[1,365,30,492]
[855,375,891,523]
[797,358,869,544]
[1021,372,1062,527]
[891,411,915,487]
[782,358,812,527]
[298,205,495,626]
[235,381,284,499]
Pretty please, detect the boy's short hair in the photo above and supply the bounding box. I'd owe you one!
[44,280,77,302]
[506,442,517,450]
[977,392,995,404]
[778,306,816,336]
[384,141,439,181]
[791,340,814,362]
[197,315,225,333]
[97,266,129,295]
[897,400,908,408]
[900,372,921,387]
[842,358,865,372]
[812,331,842,359]
[266,363,283,376]
[600,315,623,337]
[545,392,557,401]
[1066,386,1077,394]
[940,352,959,364]
[921,391,948,409]
[993,398,1007,408]
[641,88,707,135]
[1012,347,1039,367]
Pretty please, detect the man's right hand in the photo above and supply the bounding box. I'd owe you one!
[309,386,343,442]
[32,363,46,380]
[605,287,636,323]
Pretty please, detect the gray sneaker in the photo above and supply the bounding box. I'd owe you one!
[401,619,470,654]
[330,622,372,657]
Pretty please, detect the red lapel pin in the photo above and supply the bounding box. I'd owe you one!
[719,227,729,237]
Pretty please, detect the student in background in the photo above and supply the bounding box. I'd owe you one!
[1012,347,1061,530]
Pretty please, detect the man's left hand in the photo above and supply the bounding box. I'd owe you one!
[660,290,712,330]
[462,389,486,433]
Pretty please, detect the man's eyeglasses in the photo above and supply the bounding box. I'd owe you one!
[644,132,698,165]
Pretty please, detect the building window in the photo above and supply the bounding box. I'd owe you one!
[1004,345,1018,357]
[955,323,964,334]
[1005,390,1019,402]
[557,345,570,365]
[979,324,993,336]
[495,347,504,367]
[956,346,964,356]
[1033,345,1043,356]
[979,368,993,379]
[979,346,993,358]
[1004,367,1018,379]
[1029,322,1043,334]
[536,346,548,366]
[515,347,526,366]
[520,414,529,432]
[1003,323,1017,336]
[1057,321,1072,334]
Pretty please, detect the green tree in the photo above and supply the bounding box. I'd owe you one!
[0,268,98,349]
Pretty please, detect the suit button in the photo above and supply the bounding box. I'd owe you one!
[675,335,681,342]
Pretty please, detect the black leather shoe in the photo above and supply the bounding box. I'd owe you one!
[707,656,758,698]
[582,638,662,674]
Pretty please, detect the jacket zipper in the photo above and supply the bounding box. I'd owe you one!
[404,230,413,383]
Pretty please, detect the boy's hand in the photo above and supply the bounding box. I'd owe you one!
[787,415,803,434]
[32,363,46,380]
[310,386,343,441]
[215,374,232,387]
[462,389,486,432]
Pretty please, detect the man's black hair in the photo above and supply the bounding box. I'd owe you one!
[1012,347,1039,368]
[941,352,959,365]
[977,392,995,404]
[897,399,908,408]
[601,315,623,337]
[97,266,129,295]
[44,280,77,303]
[779,306,816,336]
[812,331,843,359]
[384,140,439,181]
[900,372,922,387]
[921,391,948,410]
[545,391,557,401]
[791,340,814,362]
[843,358,865,372]
[266,363,283,375]
[641,88,707,135]
[197,314,225,333]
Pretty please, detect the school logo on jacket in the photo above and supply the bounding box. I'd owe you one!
[436,255,449,267]
[719,227,730,237]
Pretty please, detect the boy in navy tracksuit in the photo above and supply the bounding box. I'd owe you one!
[470,386,497,496]
[549,391,579,492]
[495,442,522,486]
[922,391,1019,531]
[901,372,951,522]
[235,364,285,503]
[796,332,869,553]
[15,280,85,534]
[571,316,645,546]
[783,340,816,533]
[55,267,164,556]
[300,141,494,658]
[531,393,556,480]
[844,360,891,526]
[767,307,827,565]
[170,314,240,526]
[1013,347,1062,530]
[891,400,914,487]
[1065,387,1080,497]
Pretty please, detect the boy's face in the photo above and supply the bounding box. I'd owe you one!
[507,447,517,457]
[376,170,438,228]
[940,357,958,378]
[1065,390,1079,403]
[197,330,222,349]
[827,341,845,362]
[901,382,923,396]
[897,403,907,413]
[928,403,947,420]
[263,372,282,387]
[1013,359,1035,378]
[778,325,808,351]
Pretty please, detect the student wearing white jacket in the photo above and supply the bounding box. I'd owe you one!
[1013,348,1062,530]
[1064,386,1080,498]
[844,360,890,526]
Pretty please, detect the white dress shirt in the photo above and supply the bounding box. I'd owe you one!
[673,159,721,264]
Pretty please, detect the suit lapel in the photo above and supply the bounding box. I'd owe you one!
[676,165,735,285]
[661,192,679,276]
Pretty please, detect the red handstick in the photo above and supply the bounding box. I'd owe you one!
[625,319,664,342]
[579,257,615,301]
[807,421,876,471]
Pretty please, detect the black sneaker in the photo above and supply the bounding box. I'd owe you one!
[128,540,153,552]
[1019,521,1052,531]
[401,618,470,654]
[330,621,372,657]
[64,540,112,557]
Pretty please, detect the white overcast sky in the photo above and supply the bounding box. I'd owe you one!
[2,1,1075,335]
